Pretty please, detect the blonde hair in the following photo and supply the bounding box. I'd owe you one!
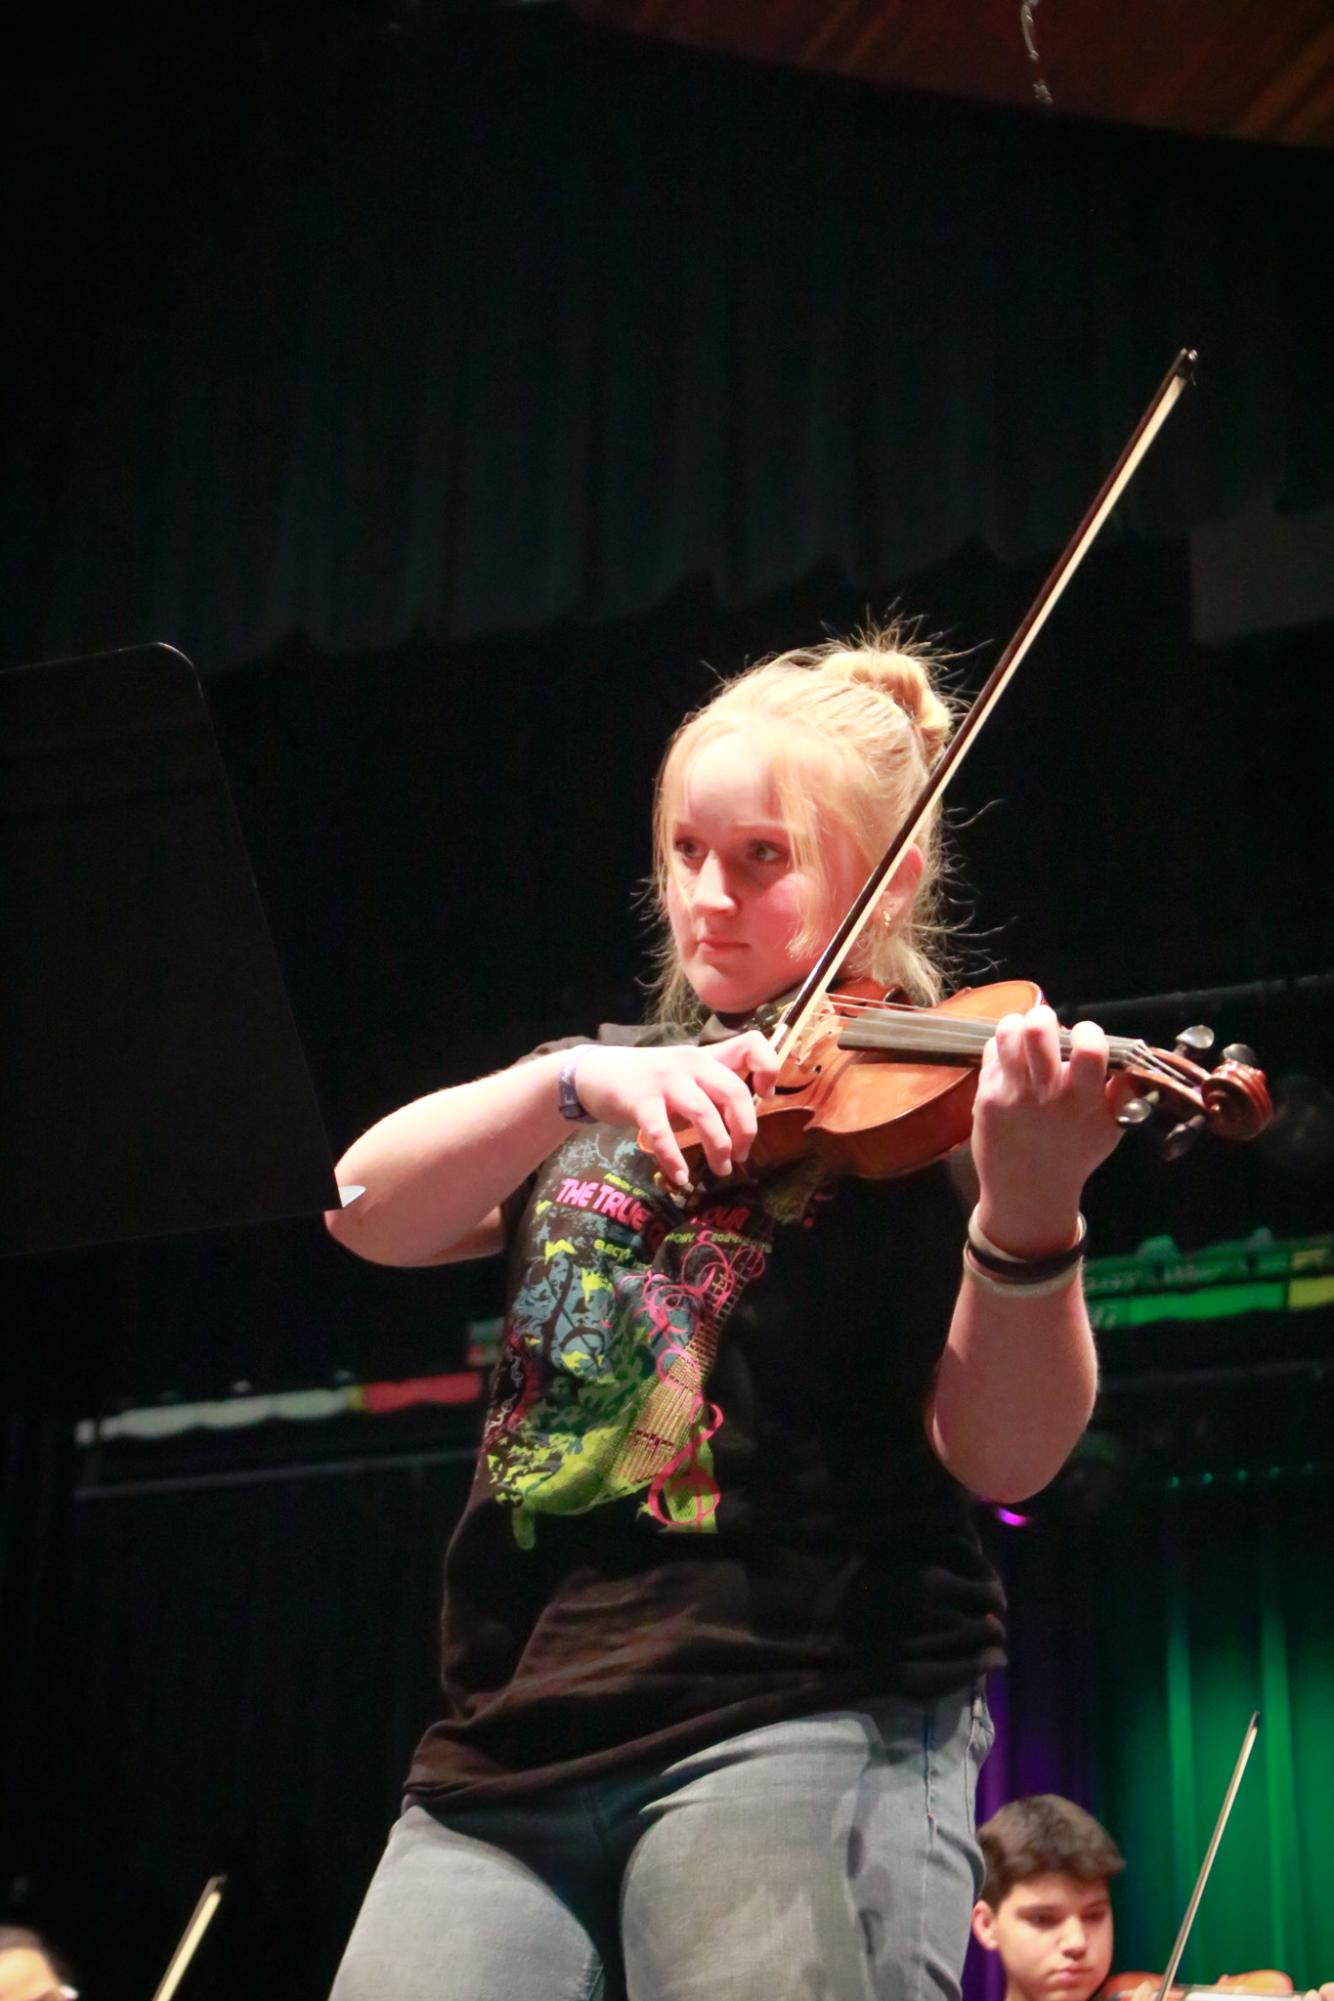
[648,622,957,1027]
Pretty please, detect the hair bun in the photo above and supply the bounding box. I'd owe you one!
[820,641,953,764]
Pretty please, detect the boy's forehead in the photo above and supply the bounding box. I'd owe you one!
[1008,1872,1111,1912]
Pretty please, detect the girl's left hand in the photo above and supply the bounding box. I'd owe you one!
[969,1002,1123,1256]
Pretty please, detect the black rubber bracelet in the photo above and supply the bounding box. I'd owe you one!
[966,1209,1087,1282]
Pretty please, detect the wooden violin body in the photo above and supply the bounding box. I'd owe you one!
[1102,1972,1294,2001]
[736,979,1040,1178]
[666,980,1273,1184]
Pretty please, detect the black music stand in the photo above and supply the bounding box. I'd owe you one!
[0,643,339,1257]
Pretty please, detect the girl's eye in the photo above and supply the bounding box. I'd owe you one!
[673,836,701,862]
[750,841,786,865]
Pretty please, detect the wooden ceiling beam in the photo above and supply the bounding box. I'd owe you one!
[571,0,1334,149]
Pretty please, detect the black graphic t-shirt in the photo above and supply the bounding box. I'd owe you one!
[407,1026,1006,1805]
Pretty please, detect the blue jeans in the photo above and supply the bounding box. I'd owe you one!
[330,1690,994,2001]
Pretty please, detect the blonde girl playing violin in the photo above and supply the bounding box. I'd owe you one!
[326,631,1124,2001]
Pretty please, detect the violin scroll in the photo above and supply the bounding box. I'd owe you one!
[1120,1033,1273,1160]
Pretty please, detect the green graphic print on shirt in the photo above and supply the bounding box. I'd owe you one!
[484,1128,828,1548]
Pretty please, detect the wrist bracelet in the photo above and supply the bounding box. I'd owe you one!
[962,1248,1085,1299]
[557,1047,596,1123]
[967,1205,1087,1283]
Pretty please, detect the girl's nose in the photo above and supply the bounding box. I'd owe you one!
[694,853,738,912]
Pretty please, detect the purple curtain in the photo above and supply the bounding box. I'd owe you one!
[964,1516,1097,2001]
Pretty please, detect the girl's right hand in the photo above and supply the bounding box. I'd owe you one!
[572,1034,779,1187]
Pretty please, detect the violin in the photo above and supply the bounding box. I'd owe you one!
[1102,1974,1293,2001]
[668,976,1272,1182]
[661,351,1272,1187]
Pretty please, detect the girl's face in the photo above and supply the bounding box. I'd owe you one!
[665,730,869,1017]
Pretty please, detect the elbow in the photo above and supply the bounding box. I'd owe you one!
[927,1392,1097,1505]
[974,1455,1075,1507]
[323,1203,354,1249]
[940,1447,1081,1507]
[986,1404,1099,1505]
[322,1184,386,1264]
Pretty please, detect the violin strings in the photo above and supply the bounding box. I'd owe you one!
[831,1012,1154,1063]
[819,992,1181,1083]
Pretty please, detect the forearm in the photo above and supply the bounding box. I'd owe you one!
[926,1268,1098,1502]
[324,1029,779,1268]
[921,1004,1120,1499]
[324,1051,569,1266]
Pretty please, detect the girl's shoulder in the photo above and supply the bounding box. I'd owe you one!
[523,1019,692,1060]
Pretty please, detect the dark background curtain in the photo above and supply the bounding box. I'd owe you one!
[4,5,1333,1997]
[6,7,1333,676]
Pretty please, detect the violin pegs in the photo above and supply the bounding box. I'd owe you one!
[1116,1091,1157,1129]
[1221,1041,1258,1068]
[1174,1024,1215,1060]
[1161,1112,1207,1161]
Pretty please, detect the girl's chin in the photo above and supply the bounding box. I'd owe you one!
[688,964,801,1019]
[689,967,766,1015]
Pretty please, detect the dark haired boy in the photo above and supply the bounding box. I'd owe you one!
[971,1797,1334,2001]
[971,1796,1122,2001]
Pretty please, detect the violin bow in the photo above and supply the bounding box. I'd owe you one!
[1153,1711,1261,2001]
[771,347,1198,1064]
[149,1875,226,2001]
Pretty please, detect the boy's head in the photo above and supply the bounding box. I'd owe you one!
[972,1796,1125,2001]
